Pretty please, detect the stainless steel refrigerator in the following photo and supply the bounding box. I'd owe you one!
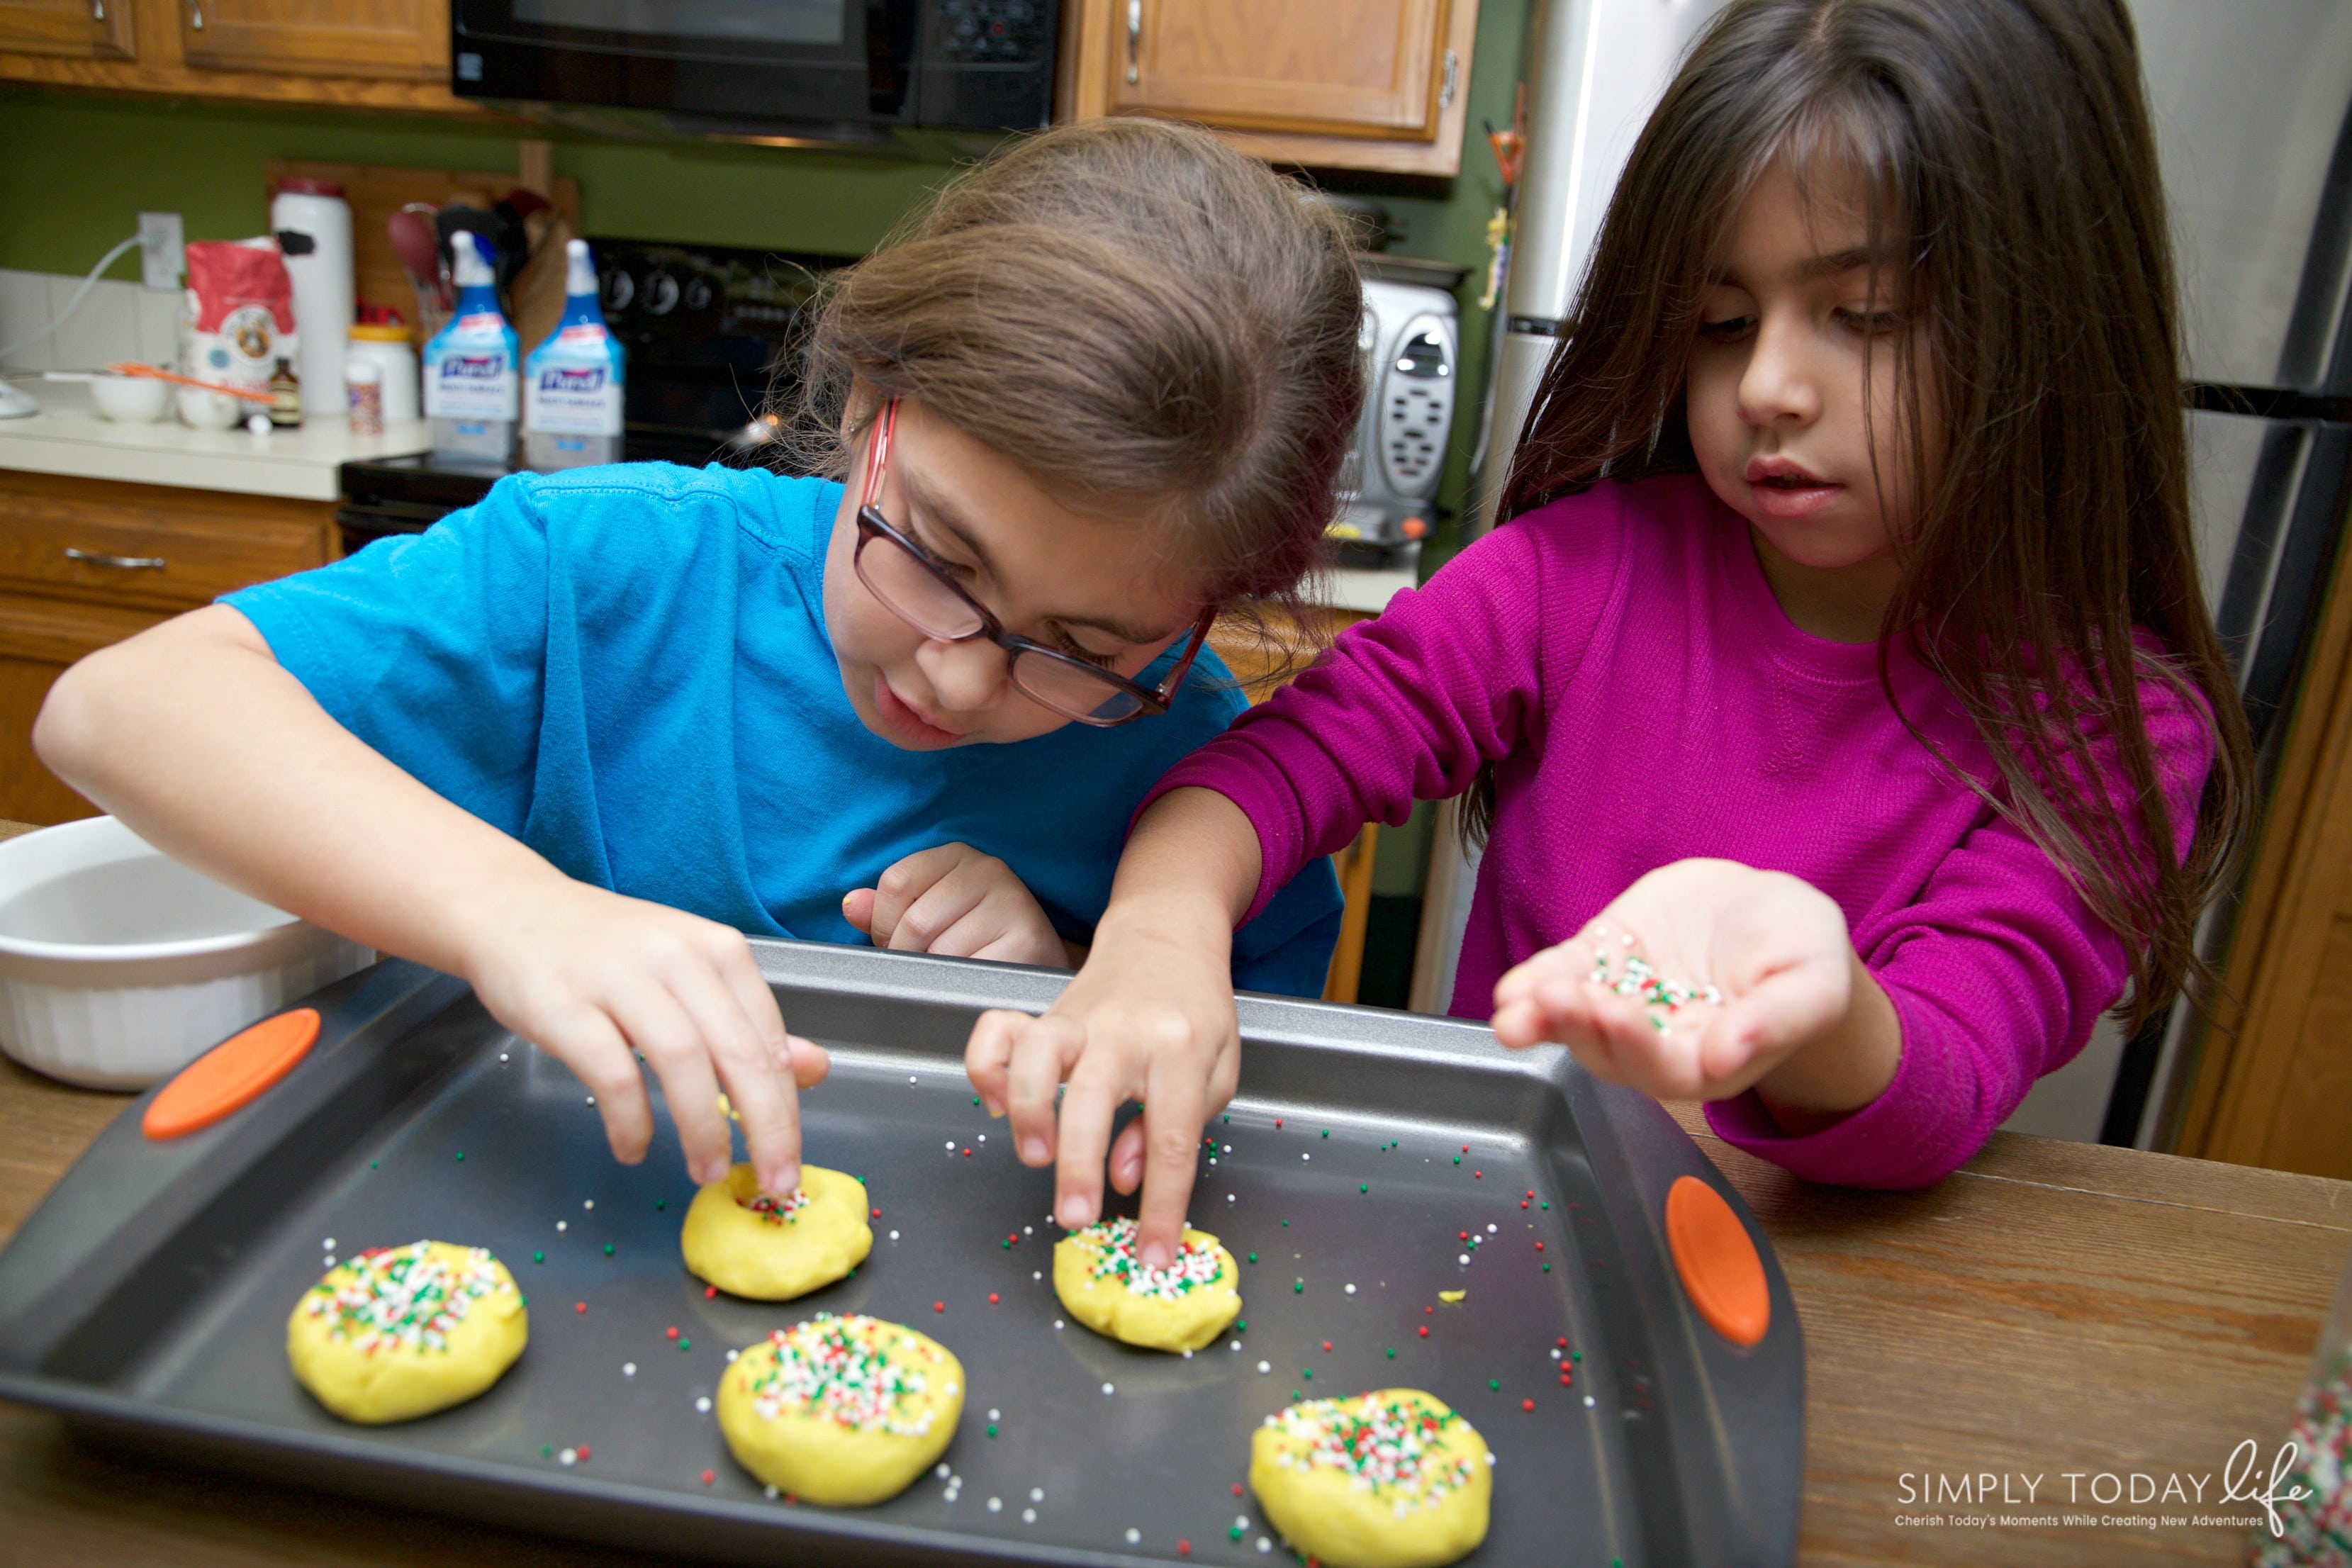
[1416,0,2352,1150]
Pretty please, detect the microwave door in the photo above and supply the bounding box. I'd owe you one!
[453,0,917,124]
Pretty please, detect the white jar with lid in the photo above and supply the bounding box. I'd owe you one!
[344,323,420,424]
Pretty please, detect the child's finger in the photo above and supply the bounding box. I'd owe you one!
[783,1034,831,1088]
[546,1007,654,1165]
[1108,1119,1146,1194]
[666,942,801,1192]
[866,844,962,948]
[611,978,732,1186]
[1005,1012,1080,1166]
[839,887,877,939]
[1053,1053,1125,1231]
[964,1008,1021,1117]
[1133,1063,1206,1269]
[883,867,988,954]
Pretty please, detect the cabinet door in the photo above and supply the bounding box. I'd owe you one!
[1114,0,1452,141]
[180,0,448,82]
[0,593,162,827]
[0,0,134,60]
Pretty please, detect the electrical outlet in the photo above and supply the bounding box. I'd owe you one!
[137,212,184,291]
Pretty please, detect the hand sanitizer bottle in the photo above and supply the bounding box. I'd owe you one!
[422,232,519,463]
[522,240,626,471]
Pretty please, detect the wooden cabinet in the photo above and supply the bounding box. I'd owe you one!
[2180,517,2352,1180]
[1062,0,1478,176]
[180,0,447,82]
[0,0,476,111]
[0,469,335,827]
[0,0,135,60]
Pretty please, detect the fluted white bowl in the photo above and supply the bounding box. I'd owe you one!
[0,817,372,1089]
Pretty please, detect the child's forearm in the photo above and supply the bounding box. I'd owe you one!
[1748,949,1903,1136]
[35,605,566,982]
[1094,786,1263,951]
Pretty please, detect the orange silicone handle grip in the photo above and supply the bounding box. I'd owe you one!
[1664,1173,1771,1347]
[142,1008,321,1141]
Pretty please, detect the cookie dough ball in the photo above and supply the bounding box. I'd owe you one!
[1250,1389,1492,1568]
[287,1241,527,1424]
[717,1313,963,1506]
[681,1163,872,1301]
[1054,1216,1241,1353]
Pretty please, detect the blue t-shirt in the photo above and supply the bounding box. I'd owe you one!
[223,463,1340,995]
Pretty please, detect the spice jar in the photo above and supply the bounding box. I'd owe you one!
[2253,1248,2352,1564]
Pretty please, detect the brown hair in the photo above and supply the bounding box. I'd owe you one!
[1474,0,2253,1031]
[775,118,1365,612]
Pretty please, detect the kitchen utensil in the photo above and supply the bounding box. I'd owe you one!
[271,178,355,418]
[101,363,272,401]
[0,941,1802,1566]
[0,817,370,1089]
[86,373,171,422]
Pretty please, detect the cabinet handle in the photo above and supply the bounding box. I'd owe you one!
[189,0,203,29]
[1440,49,1459,110]
[91,0,104,21]
[63,547,165,571]
[1125,0,1142,85]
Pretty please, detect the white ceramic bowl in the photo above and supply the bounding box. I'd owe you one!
[0,817,372,1089]
[175,383,244,431]
[89,373,170,422]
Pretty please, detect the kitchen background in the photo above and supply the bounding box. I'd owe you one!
[0,0,2347,1182]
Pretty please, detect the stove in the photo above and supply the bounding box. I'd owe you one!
[337,237,852,555]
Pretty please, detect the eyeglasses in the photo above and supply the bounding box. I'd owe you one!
[852,398,1215,727]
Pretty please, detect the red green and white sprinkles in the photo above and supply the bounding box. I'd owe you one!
[1073,1217,1226,1299]
[1589,927,1722,1035]
[737,1186,811,1226]
[748,1314,948,1438]
[1264,1394,1476,1516]
[2252,1354,2350,1567]
[304,1242,505,1355]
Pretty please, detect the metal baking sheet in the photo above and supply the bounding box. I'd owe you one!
[0,941,1802,1566]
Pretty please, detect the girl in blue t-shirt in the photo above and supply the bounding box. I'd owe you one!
[34,119,1363,1208]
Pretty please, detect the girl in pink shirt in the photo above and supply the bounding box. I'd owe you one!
[967,0,2253,1264]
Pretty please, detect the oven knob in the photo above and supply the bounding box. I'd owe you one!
[604,270,634,313]
[644,270,681,316]
[684,276,714,312]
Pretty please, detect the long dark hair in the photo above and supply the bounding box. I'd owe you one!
[1474,0,2251,1031]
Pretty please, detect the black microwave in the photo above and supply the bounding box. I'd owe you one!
[451,0,1060,138]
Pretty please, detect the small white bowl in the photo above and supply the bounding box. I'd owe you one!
[176,383,244,431]
[89,373,170,422]
[0,817,372,1089]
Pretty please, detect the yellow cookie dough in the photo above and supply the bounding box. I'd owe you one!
[1053,1216,1241,1353]
[286,1241,527,1424]
[1250,1389,1492,1568]
[681,1163,872,1300]
[717,1313,963,1506]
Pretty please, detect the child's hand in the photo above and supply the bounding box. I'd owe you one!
[461,877,829,1197]
[1490,858,1898,1116]
[844,843,1075,968]
[963,897,1239,1269]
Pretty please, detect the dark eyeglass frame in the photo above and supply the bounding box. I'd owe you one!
[852,397,1216,727]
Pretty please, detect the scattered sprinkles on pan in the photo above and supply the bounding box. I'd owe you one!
[303,1241,505,1355]
[1070,1216,1227,1299]
[745,1314,951,1438]
[1264,1392,1477,1518]
[1588,926,1723,1034]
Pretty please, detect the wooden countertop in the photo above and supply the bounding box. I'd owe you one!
[0,825,2345,1564]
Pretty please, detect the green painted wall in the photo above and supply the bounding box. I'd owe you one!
[0,0,1525,536]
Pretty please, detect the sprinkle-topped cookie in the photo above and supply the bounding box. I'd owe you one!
[748,1313,947,1438]
[303,1241,509,1356]
[1263,1392,1478,1516]
[1073,1216,1228,1299]
[738,1187,812,1226]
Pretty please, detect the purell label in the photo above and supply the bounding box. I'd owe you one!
[524,327,623,437]
[424,331,517,420]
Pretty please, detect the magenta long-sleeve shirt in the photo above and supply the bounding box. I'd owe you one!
[1149,474,2214,1188]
